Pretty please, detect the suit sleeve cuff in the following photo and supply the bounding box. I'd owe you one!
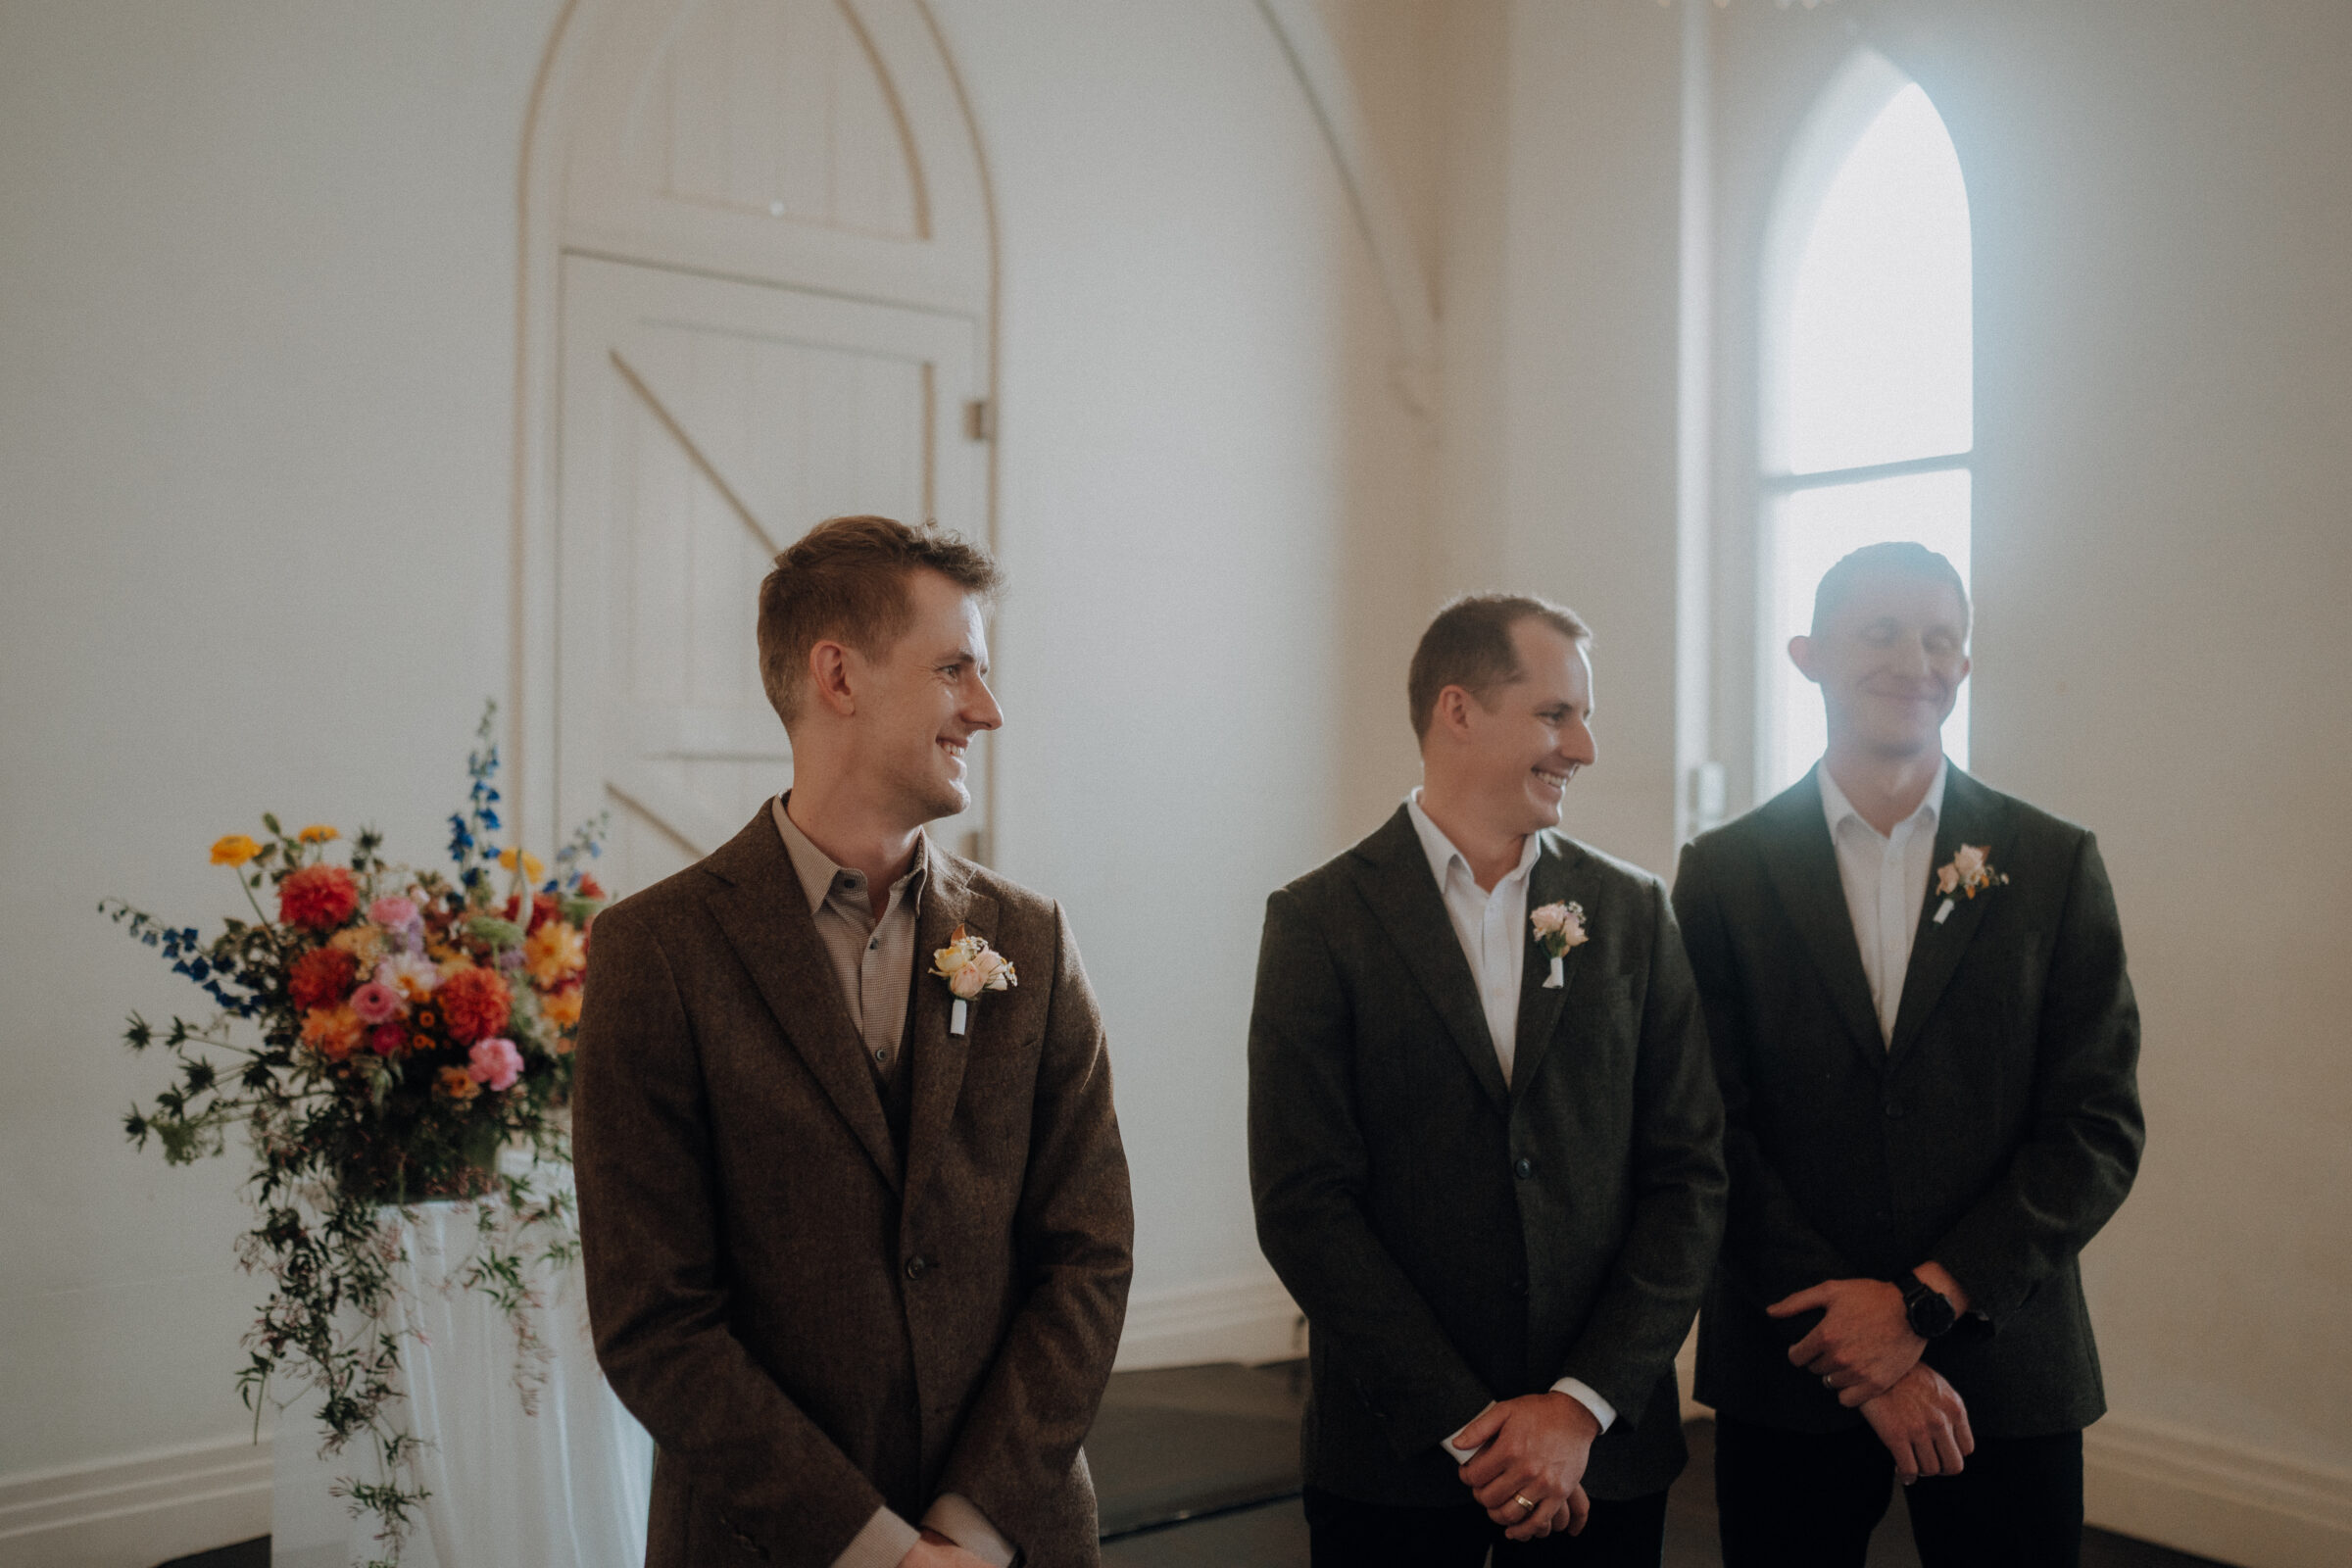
[1440,1399,1496,1463]
[1549,1377,1617,1434]
[832,1506,921,1568]
[922,1494,1015,1568]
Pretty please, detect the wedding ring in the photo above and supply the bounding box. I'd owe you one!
[1822,1374,1838,1389]
[1513,1494,1539,1516]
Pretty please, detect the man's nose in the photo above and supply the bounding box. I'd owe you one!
[967,676,1004,732]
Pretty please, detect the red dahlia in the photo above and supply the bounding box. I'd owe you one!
[278,865,360,932]
[287,946,358,1011]
[436,965,514,1045]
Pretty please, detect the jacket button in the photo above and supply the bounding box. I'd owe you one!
[1514,1157,1534,1180]
[905,1255,930,1280]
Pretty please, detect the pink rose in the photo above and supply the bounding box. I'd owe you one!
[350,980,405,1026]
[466,1036,524,1093]
[368,895,420,930]
[949,962,987,1001]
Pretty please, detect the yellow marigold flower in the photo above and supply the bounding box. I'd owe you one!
[540,988,583,1029]
[329,925,387,966]
[525,921,587,987]
[211,834,262,867]
[497,847,547,882]
[298,824,340,844]
[438,1065,480,1102]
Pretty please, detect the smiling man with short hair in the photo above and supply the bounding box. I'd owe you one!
[576,514,1134,1568]
[1250,593,1726,1566]
[1674,542,2143,1566]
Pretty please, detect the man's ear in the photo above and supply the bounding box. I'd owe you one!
[1787,634,1821,685]
[807,640,858,718]
[1431,684,1473,743]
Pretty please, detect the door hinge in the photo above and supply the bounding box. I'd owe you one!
[962,397,995,443]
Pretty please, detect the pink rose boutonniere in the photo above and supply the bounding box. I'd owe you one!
[1530,901,1590,989]
[1932,844,2008,924]
[930,924,1016,1036]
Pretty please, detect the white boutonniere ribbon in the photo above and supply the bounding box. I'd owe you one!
[1932,845,2008,925]
[931,924,1016,1036]
[1530,901,1589,989]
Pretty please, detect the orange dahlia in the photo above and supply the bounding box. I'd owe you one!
[436,964,514,1044]
[279,864,360,932]
[287,946,358,1011]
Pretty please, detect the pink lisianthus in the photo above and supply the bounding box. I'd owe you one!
[466,1037,524,1093]
[368,895,419,931]
[349,980,405,1026]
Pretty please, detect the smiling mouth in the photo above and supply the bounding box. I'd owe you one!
[1534,766,1572,791]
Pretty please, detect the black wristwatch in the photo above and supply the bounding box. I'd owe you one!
[1897,1271,1958,1340]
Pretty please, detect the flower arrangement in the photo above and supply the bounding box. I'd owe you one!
[102,704,607,1566]
[930,924,1015,1036]
[1530,900,1589,989]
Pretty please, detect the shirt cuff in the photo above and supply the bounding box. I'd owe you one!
[1550,1377,1617,1434]
[922,1494,1015,1568]
[1441,1399,1497,1463]
[831,1506,921,1568]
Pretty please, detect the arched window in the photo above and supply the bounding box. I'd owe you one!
[1757,51,1972,795]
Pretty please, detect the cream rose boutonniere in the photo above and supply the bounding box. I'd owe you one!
[1932,844,2008,924]
[931,924,1016,1036]
[1530,901,1589,989]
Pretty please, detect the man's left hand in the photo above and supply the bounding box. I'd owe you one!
[1769,1277,1924,1402]
[1453,1393,1600,1540]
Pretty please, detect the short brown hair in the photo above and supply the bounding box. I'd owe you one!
[1407,593,1592,742]
[757,514,1003,729]
[1810,541,1970,638]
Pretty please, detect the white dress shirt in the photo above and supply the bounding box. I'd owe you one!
[1404,793,1619,1448]
[1818,759,1949,1047]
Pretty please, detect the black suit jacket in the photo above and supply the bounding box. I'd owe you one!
[1673,766,2143,1438]
[1249,808,1727,1505]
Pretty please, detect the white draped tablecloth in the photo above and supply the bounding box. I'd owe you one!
[272,1198,654,1568]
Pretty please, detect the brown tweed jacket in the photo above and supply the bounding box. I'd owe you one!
[575,808,1134,1568]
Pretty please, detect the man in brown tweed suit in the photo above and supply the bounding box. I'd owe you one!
[576,515,1134,1568]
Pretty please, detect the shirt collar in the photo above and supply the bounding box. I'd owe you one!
[1817,756,1949,842]
[1405,789,1544,895]
[770,793,927,916]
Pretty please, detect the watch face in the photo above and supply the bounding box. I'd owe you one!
[1909,1287,1956,1338]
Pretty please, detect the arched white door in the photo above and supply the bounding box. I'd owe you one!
[525,0,995,889]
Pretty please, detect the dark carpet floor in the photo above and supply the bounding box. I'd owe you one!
[158,1361,2227,1567]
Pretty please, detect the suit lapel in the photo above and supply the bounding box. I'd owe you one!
[1508,834,1584,1102]
[700,808,903,1194]
[1757,770,1888,1067]
[905,850,994,1216]
[1887,768,2015,1066]
[1349,808,1511,1112]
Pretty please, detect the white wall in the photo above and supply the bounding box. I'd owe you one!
[930,0,1431,1361]
[0,0,564,1528]
[0,0,1431,1556]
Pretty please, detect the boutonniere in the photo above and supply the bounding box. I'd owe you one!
[931,924,1016,1036]
[1931,845,2008,925]
[1530,902,1589,989]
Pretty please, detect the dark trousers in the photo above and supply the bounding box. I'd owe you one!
[1302,1485,1670,1567]
[1714,1412,2083,1568]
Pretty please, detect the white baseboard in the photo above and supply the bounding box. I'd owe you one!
[0,1431,273,1568]
[2086,1413,2352,1568]
[1114,1271,1304,1370]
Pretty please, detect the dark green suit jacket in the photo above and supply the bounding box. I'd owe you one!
[1249,807,1727,1506]
[1673,766,2143,1438]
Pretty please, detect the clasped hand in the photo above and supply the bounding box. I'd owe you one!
[1451,1393,1597,1542]
[899,1528,992,1568]
[1768,1277,1924,1404]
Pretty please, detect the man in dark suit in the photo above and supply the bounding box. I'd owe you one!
[1674,542,2143,1567]
[1250,594,1727,1565]
[575,515,1134,1568]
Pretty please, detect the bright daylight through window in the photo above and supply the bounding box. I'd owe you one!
[1760,64,1973,796]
